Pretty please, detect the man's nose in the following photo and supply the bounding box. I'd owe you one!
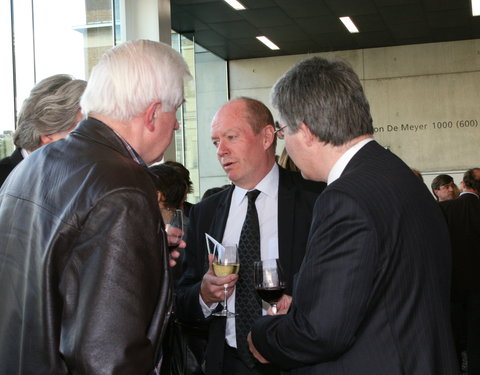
[217,140,228,156]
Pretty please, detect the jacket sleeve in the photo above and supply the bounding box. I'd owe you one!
[175,202,211,324]
[251,189,378,369]
[59,188,169,375]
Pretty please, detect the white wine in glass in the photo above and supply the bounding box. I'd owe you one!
[212,244,239,317]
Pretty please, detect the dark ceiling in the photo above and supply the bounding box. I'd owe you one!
[171,0,480,60]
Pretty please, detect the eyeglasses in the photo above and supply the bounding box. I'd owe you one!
[274,122,287,140]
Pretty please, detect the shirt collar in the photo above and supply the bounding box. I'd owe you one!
[111,129,148,168]
[328,138,373,185]
[232,163,279,205]
[20,148,29,159]
[460,191,479,198]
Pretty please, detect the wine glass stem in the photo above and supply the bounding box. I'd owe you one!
[272,303,277,315]
[223,284,228,312]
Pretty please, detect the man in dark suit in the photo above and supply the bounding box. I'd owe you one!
[441,168,480,374]
[175,97,325,375]
[247,56,459,375]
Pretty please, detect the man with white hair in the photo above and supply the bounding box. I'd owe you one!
[0,40,190,375]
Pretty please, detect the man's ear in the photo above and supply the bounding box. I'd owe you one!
[39,134,54,146]
[144,101,161,132]
[298,122,315,147]
[157,191,165,203]
[263,124,275,150]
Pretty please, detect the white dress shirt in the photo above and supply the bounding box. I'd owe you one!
[200,163,280,347]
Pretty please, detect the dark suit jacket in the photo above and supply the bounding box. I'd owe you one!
[175,166,325,375]
[251,141,459,375]
[440,192,480,296]
[0,148,24,187]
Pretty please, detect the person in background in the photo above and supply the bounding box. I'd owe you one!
[0,74,86,186]
[440,168,480,375]
[149,163,188,225]
[0,40,190,375]
[247,56,459,375]
[201,184,230,201]
[150,162,189,281]
[175,97,325,375]
[164,160,195,219]
[431,174,456,202]
[277,147,299,172]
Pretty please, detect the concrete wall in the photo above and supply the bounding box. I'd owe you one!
[227,39,480,180]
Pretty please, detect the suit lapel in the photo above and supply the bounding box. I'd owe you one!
[208,185,234,243]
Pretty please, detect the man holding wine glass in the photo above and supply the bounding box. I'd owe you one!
[175,97,325,375]
[247,57,459,375]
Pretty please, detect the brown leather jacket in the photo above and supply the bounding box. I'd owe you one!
[0,118,172,374]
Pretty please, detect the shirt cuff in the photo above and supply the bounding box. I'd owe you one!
[199,295,218,317]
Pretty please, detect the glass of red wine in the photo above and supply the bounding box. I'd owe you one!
[254,258,286,315]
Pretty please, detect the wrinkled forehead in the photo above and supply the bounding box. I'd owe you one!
[211,106,254,136]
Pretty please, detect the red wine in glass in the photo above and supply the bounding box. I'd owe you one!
[256,285,286,305]
[254,258,286,314]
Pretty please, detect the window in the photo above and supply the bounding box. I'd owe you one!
[0,0,117,158]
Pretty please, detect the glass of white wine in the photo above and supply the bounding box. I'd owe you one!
[212,244,239,317]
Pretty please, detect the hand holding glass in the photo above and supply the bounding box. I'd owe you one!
[212,244,239,317]
[254,259,286,314]
[166,209,183,250]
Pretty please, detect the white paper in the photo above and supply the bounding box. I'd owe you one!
[205,233,225,257]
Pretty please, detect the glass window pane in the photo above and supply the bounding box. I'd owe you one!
[0,0,15,156]
[33,0,114,80]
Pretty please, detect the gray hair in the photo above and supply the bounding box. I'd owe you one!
[14,74,87,151]
[270,56,373,146]
[80,40,191,121]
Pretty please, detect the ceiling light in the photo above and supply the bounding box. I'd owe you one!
[472,0,480,16]
[339,16,359,33]
[256,36,280,50]
[224,0,246,10]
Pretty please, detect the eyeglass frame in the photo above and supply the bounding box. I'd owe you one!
[274,121,287,139]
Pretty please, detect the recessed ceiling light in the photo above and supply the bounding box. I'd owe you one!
[256,36,280,50]
[472,0,480,16]
[224,0,246,10]
[339,16,359,33]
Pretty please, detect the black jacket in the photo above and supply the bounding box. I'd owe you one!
[440,192,480,295]
[175,167,325,375]
[0,147,24,187]
[0,117,172,375]
[251,141,458,375]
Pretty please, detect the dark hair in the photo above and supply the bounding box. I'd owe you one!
[163,161,193,194]
[270,56,373,146]
[463,168,480,192]
[201,184,230,201]
[431,174,454,193]
[149,164,187,209]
